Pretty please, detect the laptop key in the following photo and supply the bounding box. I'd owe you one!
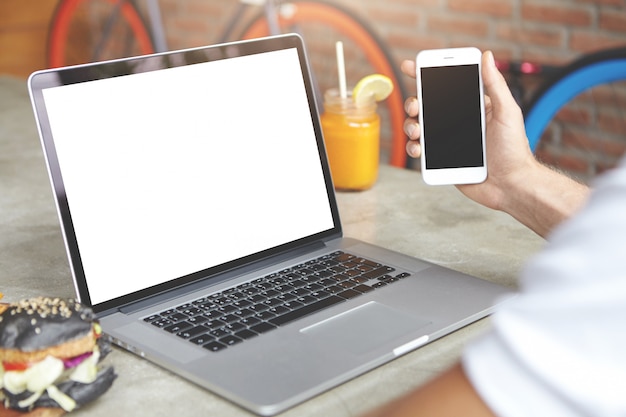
[226,322,246,333]
[296,295,317,305]
[352,284,374,293]
[250,322,277,334]
[249,294,266,303]
[291,288,310,297]
[235,329,258,340]
[189,334,215,345]
[362,266,395,279]
[255,311,276,321]
[240,316,261,327]
[177,325,208,339]
[205,319,227,329]
[268,305,289,316]
[218,305,237,314]
[204,310,223,320]
[164,321,193,334]
[181,307,204,316]
[282,300,304,310]
[220,335,243,346]
[187,315,209,325]
[143,314,160,322]
[203,341,227,352]
[276,293,297,302]
[326,285,343,294]
[220,314,240,323]
[150,318,172,328]
[337,289,361,299]
[249,304,269,313]
[263,298,283,307]
[232,299,253,309]
[234,308,255,318]
[310,290,330,300]
[334,253,355,262]
[168,312,189,322]
[210,328,231,339]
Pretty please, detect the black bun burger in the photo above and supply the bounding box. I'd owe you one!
[0,297,116,413]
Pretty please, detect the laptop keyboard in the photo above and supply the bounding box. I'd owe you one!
[143,251,410,352]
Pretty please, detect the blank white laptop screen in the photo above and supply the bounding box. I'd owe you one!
[41,48,334,305]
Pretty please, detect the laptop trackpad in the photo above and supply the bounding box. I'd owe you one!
[300,302,431,355]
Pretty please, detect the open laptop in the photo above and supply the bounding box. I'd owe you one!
[29,34,513,415]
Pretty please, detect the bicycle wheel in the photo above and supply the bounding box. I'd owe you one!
[238,0,410,168]
[523,47,626,180]
[48,0,154,68]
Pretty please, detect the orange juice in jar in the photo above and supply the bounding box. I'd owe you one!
[320,88,380,191]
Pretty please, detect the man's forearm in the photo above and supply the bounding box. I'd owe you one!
[361,363,496,417]
[501,162,590,239]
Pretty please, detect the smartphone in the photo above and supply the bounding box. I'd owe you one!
[416,47,487,185]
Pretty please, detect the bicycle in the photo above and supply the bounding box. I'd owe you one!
[497,47,626,181]
[46,0,410,168]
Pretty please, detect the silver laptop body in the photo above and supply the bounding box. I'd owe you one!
[28,34,512,415]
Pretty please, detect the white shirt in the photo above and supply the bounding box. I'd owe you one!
[463,157,626,417]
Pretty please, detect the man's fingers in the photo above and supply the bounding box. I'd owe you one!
[406,139,421,159]
[404,97,419,117]
[401,59,416,79]
[404,118,419,140]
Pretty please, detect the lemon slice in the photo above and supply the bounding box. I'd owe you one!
[352,74,393,106]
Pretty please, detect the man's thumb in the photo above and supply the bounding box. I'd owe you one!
[482,50,517,110]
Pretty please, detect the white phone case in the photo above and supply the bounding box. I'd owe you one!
[416,47,487,185]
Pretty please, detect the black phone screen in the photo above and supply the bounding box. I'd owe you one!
[420,64,484,169]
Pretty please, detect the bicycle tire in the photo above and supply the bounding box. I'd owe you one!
[47,0,155,68]
[524,46,626,152]
[238,0,410,168]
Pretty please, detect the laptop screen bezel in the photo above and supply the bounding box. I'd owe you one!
[28,34,342,314]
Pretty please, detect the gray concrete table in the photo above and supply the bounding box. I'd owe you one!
[0,75,544,416]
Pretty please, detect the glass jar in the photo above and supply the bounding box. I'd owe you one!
[320,88,380,191]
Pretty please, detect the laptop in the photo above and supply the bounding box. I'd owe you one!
[28,34,513,415]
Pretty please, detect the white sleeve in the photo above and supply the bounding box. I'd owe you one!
[462,159,626,417]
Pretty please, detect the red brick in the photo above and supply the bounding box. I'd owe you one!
[562,129,626,156]
[536,149,589,175]
[598,110,626,136]
[496,24,565,48]
[587,83,626,108]
[570,31,626,53]
[448,0,513,18]
[387,33,445,51]
[522,4,592,27]
[578,0,624,6]
[427,15,489,38]
[555,104,593,127]
[368,7,419,27]
[387,0,440,7]
[600,10,626,33]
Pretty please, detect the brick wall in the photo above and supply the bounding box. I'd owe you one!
[6,1,621,180]
[155,0,626,182]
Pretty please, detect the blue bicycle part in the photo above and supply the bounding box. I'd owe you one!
[523,47,626,152]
